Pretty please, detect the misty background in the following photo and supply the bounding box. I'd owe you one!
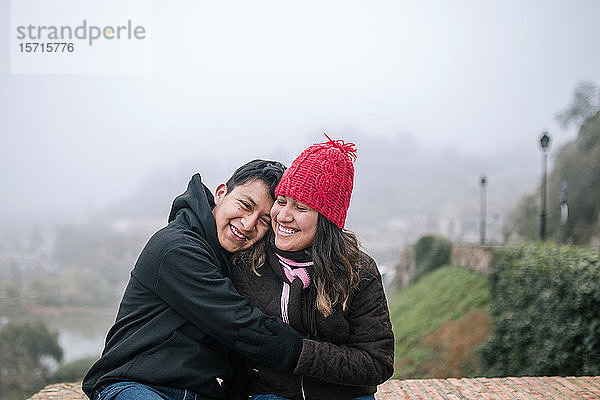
[2,0,600,375]
[3,1,600,229]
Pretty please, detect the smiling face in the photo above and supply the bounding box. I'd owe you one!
[271,195,319,251]
[212,179,273,253]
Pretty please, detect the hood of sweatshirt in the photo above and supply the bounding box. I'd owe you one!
[167,174,228,264]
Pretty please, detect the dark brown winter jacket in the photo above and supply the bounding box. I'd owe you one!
[230,244,395,400]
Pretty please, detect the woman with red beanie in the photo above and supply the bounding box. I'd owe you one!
[230,135,395,400]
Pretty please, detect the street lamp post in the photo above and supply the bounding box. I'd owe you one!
[480,175,487,245]
[539,132,551,241]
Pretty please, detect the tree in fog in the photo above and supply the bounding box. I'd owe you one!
[0,320,63,400]
[556,81,600,128]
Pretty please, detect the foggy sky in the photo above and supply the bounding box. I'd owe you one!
[2,0,600,228]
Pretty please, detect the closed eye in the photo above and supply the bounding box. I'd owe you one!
[260,216,271,226]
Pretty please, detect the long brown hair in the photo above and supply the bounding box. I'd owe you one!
[311,214,361,316]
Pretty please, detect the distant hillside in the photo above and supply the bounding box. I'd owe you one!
[388,266,490,378]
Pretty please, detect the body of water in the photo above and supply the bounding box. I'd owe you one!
[5,307,117,363]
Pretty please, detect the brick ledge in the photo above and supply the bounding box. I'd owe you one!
[27,376,600,399]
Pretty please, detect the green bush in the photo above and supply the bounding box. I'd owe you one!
[480,243,600,376]
[412,235,452,282]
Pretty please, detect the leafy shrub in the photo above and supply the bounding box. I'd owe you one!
[412,235,452,282]
[480,243,600,376]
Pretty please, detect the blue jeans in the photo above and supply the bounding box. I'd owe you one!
[95,381,212,400]
[251,395,375,400]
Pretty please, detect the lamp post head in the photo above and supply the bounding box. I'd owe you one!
[540,132,551,152]
[480,175,487,187]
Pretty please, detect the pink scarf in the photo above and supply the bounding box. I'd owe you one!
[276,253,312,324]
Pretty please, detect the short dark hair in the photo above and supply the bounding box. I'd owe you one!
[225,159,286,200]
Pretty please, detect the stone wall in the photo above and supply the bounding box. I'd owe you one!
[390,242,495,290]
[450,243,496,275]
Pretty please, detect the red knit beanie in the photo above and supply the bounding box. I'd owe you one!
[275,134,357,229]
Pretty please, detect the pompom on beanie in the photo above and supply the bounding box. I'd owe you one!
[275,134,357,229]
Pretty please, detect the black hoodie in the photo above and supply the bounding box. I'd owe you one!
[82,174,282,399]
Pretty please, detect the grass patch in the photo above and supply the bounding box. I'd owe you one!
[389,266,490,378]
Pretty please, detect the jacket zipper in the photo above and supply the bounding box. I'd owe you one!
[300,376,306,400]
